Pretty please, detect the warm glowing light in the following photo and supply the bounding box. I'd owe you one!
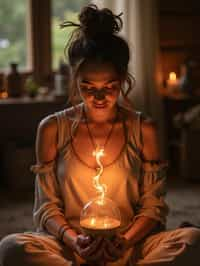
[79,147,121,235]
[167,72,179,91]
[169,72,177,81]
[92,147,107,203]
[90,217,96,226]
[0,91,8,99]
[81,216,121,230]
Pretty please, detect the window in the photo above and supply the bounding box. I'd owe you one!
[51,0,90,69]
[0,0,91,89]
[0,0,29,70]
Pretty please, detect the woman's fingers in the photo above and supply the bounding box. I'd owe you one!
[106,238,122,255]
[86,244,104,261]
[77,234,92,248]
[81,236,103,257]
[103,238,122,260]
[77,236,125,263]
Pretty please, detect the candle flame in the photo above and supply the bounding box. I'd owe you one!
[169,72,177,81]
[92,147,107,204]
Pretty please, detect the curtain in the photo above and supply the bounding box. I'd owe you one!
[93,0,167,158]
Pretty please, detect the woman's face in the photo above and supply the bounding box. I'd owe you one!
[78,61,121,119]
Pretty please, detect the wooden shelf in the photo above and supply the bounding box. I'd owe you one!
[159,87,200,99]
[0,94,67,105]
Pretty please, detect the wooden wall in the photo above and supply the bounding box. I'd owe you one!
[158,0,200,82]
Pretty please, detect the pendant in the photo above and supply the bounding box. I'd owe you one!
[96,166,101,173]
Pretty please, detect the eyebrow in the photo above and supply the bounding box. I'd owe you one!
[80,79,119,85]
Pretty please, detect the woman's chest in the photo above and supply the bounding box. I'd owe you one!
[58,156,131,195]
[57,153,140,207]
[71,122,126,168]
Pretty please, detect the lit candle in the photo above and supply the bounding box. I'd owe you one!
[167,72,180,91]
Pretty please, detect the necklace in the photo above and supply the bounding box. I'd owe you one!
[83,108,117,152]
[70,106,127,170]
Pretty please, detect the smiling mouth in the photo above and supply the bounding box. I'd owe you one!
[93,103,107,108]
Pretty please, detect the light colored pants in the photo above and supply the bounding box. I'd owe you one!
[0,227,200,266]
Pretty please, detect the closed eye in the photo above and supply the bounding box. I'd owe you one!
[80,85,119,95]
[80,87,95,94]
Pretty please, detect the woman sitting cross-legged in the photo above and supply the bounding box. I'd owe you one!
[0,4,200,266]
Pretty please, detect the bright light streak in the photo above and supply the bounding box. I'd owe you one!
[92,147,107,204]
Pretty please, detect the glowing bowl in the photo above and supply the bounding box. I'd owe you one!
[80,197,121,237]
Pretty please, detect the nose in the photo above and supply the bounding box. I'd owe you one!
[94,90,105,101]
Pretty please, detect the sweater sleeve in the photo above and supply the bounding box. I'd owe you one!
[134,160,169,225]
[31,160,65,231]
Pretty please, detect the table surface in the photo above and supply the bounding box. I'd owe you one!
[0,94,67,105]
[0,95,69,143]
[159,87,200,100]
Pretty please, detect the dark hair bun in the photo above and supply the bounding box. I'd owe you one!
[79,4,122,39]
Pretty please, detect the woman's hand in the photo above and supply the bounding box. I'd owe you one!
[103,234,131,262]
[73,234,104,263]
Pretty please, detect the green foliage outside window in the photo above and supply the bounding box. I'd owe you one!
[52,0,90,69]
[0,0,27,70]
[0,0,89,71]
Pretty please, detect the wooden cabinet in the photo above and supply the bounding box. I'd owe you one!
[0,96,68,189]
[161,91,200,176]
[158,0,200,178]
[158,0,200,83]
